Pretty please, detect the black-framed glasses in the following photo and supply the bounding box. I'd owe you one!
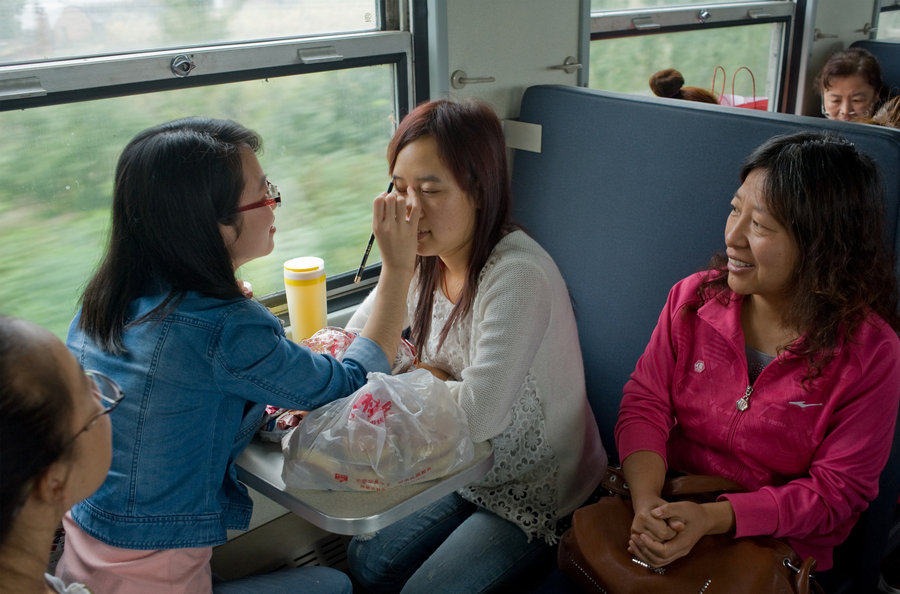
[62,370,125,448]
[236,179,281,213]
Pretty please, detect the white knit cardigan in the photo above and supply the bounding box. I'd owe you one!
[348,230,607,541]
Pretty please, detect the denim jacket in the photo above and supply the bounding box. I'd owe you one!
[66,289,389,550]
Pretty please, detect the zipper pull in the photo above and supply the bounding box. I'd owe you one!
[736,385,753,412]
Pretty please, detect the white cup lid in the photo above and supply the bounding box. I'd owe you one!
[284,256,324,280]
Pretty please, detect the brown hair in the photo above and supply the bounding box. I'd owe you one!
[387,99,517,352]
[872,95,900,129]
[817,47,885,98]
[649,69,718,104]
[0,316,74,544]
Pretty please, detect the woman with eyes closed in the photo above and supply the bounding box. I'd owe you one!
[616,131,900,576]
[54,117,420,593]
[817,46,885,122]
[344,99,607,593]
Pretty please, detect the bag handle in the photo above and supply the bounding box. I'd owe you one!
[711,65,726,98]
[601,465,746,498]
[788,556,823,594]
[732,65,758,103]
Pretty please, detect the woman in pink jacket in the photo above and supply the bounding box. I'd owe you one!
[616,131,900,571]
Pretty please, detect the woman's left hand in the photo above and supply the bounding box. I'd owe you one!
[627,500,734,567]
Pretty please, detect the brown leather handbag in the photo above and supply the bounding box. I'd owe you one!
[558,468,821,594]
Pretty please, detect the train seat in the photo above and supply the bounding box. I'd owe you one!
[852,39,900,97]
[509,84,900,594]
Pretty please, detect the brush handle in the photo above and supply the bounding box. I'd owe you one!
[353,182,394,283]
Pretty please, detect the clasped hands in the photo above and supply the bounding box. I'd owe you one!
[628,497,728,568]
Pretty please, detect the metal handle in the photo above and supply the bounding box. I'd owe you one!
[747,9,773,19]
[549,56,583,75]
[0,76,47,100]
[632,16,660,31]
[855,23,877,35]
[297,46,343,64]
[814,28,838,40]
[170,55,196,77]
[451,70,495,89]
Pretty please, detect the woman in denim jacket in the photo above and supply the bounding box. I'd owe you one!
[55,117,421,593]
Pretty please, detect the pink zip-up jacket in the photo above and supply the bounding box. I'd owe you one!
[616,273,900,570]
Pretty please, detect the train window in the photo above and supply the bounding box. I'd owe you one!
[0,1,379,63]
[878,3,900,39]
[588,1,791,107]
[593,0,748,7]
[0,2,410,339]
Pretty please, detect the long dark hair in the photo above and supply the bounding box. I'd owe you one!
[388,99,516,352]
[0,316,73,545]
[698,132,900,381]
[79,117,262,354]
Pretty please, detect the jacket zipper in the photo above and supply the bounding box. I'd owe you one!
[736,384,753,412]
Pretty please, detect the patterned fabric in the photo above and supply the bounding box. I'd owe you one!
[426,290,561,543]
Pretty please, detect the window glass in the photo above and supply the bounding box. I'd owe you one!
[588,24,778,105]
[0,64,395,339]
[592,0,765,9]
[877,10,900,40]
[1,0,378,64]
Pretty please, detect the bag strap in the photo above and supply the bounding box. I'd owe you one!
[664,473,746,497]
[788,556,822,594]
[732,66,757,102]
[601,465,746,498]
[711,65,726,98]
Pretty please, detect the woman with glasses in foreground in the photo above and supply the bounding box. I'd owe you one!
[817,46,885,122]
[55,117,421,593]
[0,315,119,593]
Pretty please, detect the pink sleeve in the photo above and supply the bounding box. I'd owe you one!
[615,281,689,464]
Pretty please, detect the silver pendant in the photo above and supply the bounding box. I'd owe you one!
[736,386,753,412]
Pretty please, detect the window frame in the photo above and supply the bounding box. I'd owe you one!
[0,5,414,318]
[587,1,795,112]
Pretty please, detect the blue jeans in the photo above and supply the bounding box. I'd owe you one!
[348,493,553,594]
[212,566,352,594]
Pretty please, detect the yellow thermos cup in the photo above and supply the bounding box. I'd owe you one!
[283,256,327,342]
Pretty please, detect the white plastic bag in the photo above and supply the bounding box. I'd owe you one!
[281,369,475,491]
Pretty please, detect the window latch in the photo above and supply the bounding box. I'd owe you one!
[170,55,196,77]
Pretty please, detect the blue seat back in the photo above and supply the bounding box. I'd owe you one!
[511,84,900,460]
[851,39,900,97]
[510,84,900,593]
